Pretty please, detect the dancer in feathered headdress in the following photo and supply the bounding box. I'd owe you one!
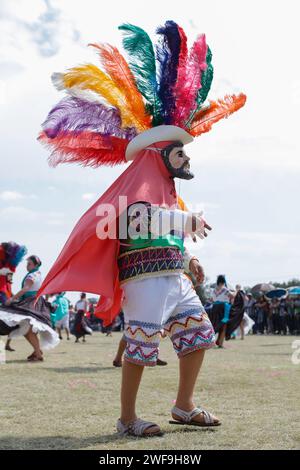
[0,242,27,306]
[37,21,246,435]
[0,241,27,351]
[0,243,59,360]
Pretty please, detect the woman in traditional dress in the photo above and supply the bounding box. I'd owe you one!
[72,309,92,342]
[0,255,59,361]
[208,275,234,348]
[225,285,250,340]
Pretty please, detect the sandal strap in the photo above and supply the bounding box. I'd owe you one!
[171,405,215,424]
[117,418,158,436]
[171,406,194,423]
[195,407,214,424]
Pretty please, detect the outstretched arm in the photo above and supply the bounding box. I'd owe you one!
[5,279,34,305]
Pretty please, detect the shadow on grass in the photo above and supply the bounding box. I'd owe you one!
[0,426,217,450]
[0,433,121,450]
[3,362,117,372]
[166,426,217,434]
[4,359,33,364]
[254,352,291,356]
[43,366,116,373]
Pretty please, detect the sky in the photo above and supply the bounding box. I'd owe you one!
[0,0,299,301]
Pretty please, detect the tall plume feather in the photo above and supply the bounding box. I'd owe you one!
[174,34,208,127]
[38,131,128,168]
[171,25,188,125]
[52,64,142,129]
[1,242,28,270]
[89,43,151,131]
[42,96,137,140]
[118,23,163,126]
[156,20,181,124]
[189,93,247,136]
[186,46,213,127]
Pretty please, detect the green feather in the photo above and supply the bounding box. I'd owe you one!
[186,47,214,128]
[118,23,163,125]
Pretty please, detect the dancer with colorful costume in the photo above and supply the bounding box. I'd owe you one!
[0,242,25,306]
[0,249,59,361]
[37,21,246,435]
[208,277,249,345]
[0,242,26,351]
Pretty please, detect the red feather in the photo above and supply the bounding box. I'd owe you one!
[38,131,128,168]
[189,93,247,136]
[174,34,207,127]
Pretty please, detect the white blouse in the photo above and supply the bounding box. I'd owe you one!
[212,286,231,303]
[26,271,42,291]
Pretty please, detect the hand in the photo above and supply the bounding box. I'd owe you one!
[192,213,212,239]
[203,220,212,237]
[5,298,13,306]
[189,259,205,285]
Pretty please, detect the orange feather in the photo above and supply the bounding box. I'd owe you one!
[89,43,151,131]
[54,63,147,131]
[189,93,247,137]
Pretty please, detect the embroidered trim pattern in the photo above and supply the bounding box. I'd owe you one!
[118,246,184,283]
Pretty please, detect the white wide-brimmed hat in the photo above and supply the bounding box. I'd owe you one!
[125,125,194,161]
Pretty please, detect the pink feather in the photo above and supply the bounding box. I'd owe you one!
[170,25,188,123]
[173,34,208,127]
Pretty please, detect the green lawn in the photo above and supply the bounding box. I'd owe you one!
[0,332,299,450]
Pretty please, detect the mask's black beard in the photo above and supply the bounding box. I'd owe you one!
[161,141,194,180]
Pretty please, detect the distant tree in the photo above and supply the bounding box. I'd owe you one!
[271,279,300,289]
[244,286,252,293]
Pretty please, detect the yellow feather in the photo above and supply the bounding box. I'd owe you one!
[90,43,151,131]
[60,64,141,129]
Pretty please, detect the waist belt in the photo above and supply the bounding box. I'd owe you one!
[118,246,184,284]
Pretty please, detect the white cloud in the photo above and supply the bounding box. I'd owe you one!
[0,205,65,226]
[82,193,96,201]
[0,191,24,201]
[0,0,81,84]
[0,206,38,221]
[0,191,38,201]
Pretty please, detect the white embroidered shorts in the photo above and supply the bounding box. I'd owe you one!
[121,273,216,366]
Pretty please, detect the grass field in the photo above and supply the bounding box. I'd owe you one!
[0,332,299,450]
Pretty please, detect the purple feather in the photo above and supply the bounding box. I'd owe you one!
[42,97,138,141]
[1,242,27,268]
[156,20,181,124]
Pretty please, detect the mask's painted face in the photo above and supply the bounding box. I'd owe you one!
[161,141,194,180]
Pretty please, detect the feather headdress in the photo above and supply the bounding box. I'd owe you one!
[0,242,27,273]
[39,21,246,167]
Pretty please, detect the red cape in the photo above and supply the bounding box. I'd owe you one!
[37,142,177,326]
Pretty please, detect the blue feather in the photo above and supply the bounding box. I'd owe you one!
[156,21,181,124]
[1,242,28,268]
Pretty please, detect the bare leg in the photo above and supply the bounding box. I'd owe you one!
[24,327,43,359]
[113,335,126,366]
[216,325,227,347]
[120,359,161,435]
[240,320,245,340]
[57,327,62,339]
[5,338,15,351]
[173,349,219,424]
[65,328,70,340]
